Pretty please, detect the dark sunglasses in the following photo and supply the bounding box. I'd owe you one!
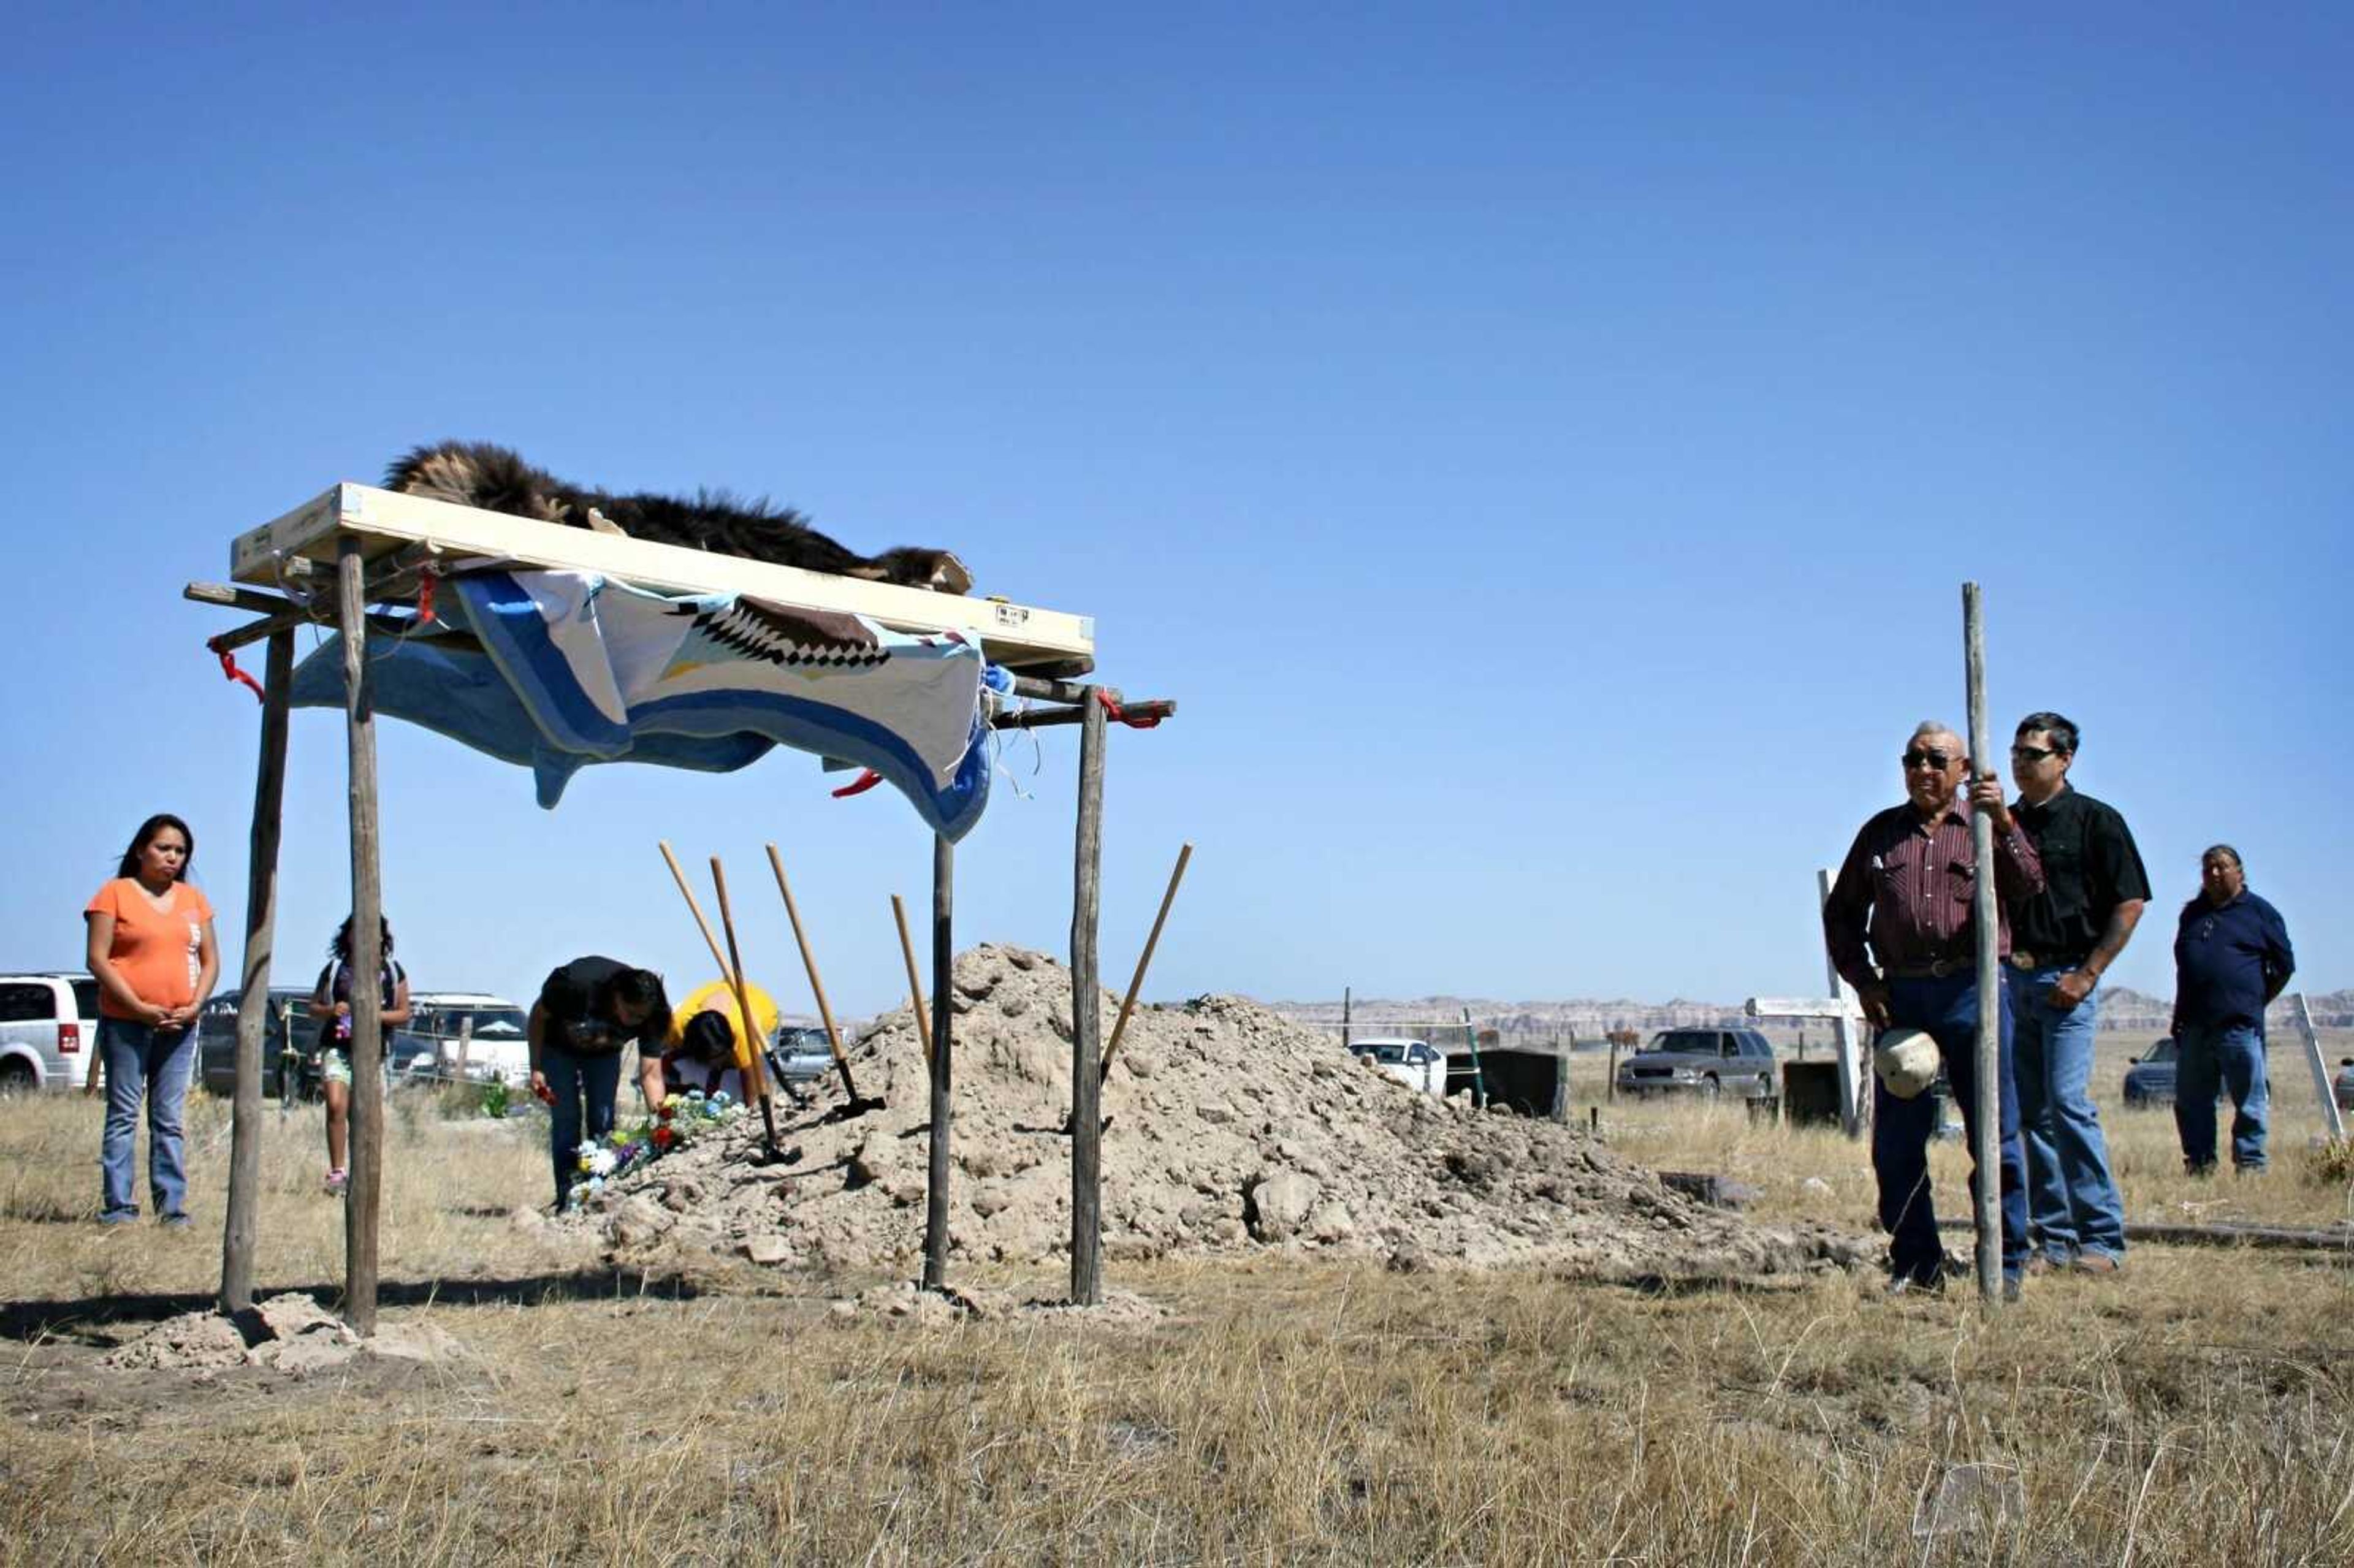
[1900,748,1957,771]
[2009,744,2061,763]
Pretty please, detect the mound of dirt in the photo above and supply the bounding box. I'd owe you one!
[554,945,1867,1284]
[97,1293,470,1374]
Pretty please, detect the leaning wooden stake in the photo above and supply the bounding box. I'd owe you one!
[1962,582,2002,1307]
[891,894,934,1071]
[1099,843,1192,1084]
[923,835,954,1291]
[1069,690,1108,1306]
[706,858,780,1152]
[766,843,877,1111]
[658,841,738,981]
[220,627,292,1314]
[338,536,386,1336]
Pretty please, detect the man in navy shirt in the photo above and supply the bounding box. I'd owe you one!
[2171,846,2295,1173]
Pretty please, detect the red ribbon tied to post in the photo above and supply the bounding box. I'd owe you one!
[209,639,265,704]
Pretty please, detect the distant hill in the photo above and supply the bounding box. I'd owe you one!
[1266,988,2354,1035]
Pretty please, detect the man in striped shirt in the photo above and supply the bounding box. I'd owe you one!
[1824,721,2044,1296]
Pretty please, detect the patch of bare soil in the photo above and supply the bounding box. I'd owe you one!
[551,945,1868,1284]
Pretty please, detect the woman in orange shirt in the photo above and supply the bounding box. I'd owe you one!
[85,813,219,1227]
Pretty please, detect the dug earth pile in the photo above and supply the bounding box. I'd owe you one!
[547,945,1867,1284]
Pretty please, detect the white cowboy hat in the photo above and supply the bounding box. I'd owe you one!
[1873,1027,1940,1099]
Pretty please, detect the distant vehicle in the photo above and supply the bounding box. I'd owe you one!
[195,988,310,1097]
[2120,1036,2231,1109]
[1615,1027,1778,1102]
[403,992,530,1085]
[0,972,103,1094]
[769,1024,836,1087]
[1348,1037,1449,1098]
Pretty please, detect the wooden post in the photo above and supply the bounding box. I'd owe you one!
[923,835,953,1291]
[1962,582,2002,1306]
[1099,842,1192,1083]
[1607,1037,1619,1102]
[338,536,384,1336]
[219,628,292,1314]
[1342,987,1351,1050]
[1817,868,1865,1139]
[658,841,737,980]
[454,1014,473,1084]
[1069,688,1107,1306]
[2292,994,2346,1143]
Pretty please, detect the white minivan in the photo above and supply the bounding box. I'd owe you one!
[0,972,104,1092]
[1347,1037,1449,1098]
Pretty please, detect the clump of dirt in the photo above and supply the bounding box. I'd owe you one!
[555,944,1868,1285]
[97,1293,470,1374]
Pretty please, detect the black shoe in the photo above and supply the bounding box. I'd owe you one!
[1884,1270,1944,1298]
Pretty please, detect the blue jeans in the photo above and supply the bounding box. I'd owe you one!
[2007,967,2126,1262]
[544,1047,622,1206]
[2174,1021,2268,1172]
[99,1018,196,1220]
[1873,973,2030,1284]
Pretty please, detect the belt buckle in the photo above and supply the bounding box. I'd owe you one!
[2008,951,2036,971]
[1929,957,1958,978]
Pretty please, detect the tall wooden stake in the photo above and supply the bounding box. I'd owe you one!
[764,843,869,1107]
[1069,690,1108,1306]
[339,537,384,1336]
[1963,582,2002,1306]
[923,835,953,1290]
[220,628,292,1314]
[707,858,779,1149]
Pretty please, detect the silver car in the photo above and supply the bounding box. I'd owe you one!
[1615,1027,1778,1101]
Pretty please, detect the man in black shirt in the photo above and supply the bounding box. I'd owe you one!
[529,956,672,1207]
[2004,713,2152,1274]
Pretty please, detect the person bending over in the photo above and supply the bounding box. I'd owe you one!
[528,957,671,1208]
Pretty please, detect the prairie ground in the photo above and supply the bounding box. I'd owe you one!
[2,1031,2348,1565]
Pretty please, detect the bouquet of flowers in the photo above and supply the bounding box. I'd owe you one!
[565,1090,744,1210]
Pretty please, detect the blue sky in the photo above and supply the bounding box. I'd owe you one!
[4,4,2346,1017]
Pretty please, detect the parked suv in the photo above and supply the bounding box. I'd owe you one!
[195,988,311,1097]
[1347,1037,1449,1098]
[2121,1036,2230,1109]
[1615,1027,1778,1101]
[769,1024,835,1088]
[0,972,103,1093]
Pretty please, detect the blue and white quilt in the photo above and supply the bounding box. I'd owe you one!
[289,569,999,840]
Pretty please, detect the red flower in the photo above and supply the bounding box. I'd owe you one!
[658,1103,676,1122]
[652,1125,675,1150]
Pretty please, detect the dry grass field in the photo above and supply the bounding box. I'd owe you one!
[2,1033,2348,1565]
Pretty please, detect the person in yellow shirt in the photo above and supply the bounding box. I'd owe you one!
[639,978,778,1113]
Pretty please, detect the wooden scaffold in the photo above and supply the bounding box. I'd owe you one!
[191,478,1176,1326]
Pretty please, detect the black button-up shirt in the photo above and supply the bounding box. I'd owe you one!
[2008,785,2152,961]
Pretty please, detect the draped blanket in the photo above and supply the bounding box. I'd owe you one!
[289,569,995,840]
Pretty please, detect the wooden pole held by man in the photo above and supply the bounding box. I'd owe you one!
[1962,582,2003,1306]
[220,627,292,1314]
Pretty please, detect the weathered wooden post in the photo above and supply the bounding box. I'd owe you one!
[454,1014,473,1084]
[339,536,386,1336]
[1069,690,1107,1306]
[219,628,292,1314]
[923,835,954,1291]
[1962,582,2002,1306]
[2292,994,2346,1143]
[1817,867,1866,1138]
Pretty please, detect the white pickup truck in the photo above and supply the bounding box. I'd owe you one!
[1347,1037,1449,1098]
